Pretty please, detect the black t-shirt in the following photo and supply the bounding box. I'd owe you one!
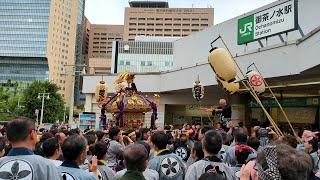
[212,105,231,118]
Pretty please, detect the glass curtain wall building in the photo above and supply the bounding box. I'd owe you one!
[0,0,50,88]
[74,0,85,105]
[113,41,174,73]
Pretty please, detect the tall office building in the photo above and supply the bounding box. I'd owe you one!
[0,0,85,106]
[87,24,124,74]
[124,1,214,41]
[74,0,85,105]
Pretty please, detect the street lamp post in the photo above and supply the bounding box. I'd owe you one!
[61,64,86,125]
[37,92,50,125]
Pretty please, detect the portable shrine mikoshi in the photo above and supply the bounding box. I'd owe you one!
[96,72,160,131]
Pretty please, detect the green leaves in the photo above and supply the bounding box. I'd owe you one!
[21,81,66,123]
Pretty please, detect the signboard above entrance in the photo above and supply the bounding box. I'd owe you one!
[249,97,320,108]
[238,0,298,45]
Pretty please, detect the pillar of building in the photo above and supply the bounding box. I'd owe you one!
[84,94,93,112]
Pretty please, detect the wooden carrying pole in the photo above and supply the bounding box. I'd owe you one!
[253,63,300,141]
[240,78,283,137]
[217,36,284,137]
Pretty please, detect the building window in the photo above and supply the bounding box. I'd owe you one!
[182,24,190,26]
[147,23,154,26]
[138,23,145,26]
[201,24,209,27]
[129,18,137,20]
[165,61,172,66]
[174,18,181,21]
[173,29,181,32]
[147,18,154,20]
[138,18,145,20]
[165,24,172,26]
[192,18,199,21]
[173,24,181,26]
[164,29,171,32]
[129,28,136,31]
[129,23,136,26]
[120,61,124,65]
[165,18,172,21]
[126,61,130,65]
[192,24,199,26]
[147,61,152,66]
[155,29,163,32]
[201,18,209,21]
[156,18,163,20]
[141,61,145,66]
[183,18,190,21]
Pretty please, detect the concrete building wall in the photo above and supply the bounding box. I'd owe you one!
[82,17,91,54]
[124,7,214,41]
[88,58,112,74]
[88,25,124,59]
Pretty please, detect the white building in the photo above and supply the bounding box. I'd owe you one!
[83,0,320,129]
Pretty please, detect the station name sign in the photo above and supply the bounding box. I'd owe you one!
[238,0,298,45]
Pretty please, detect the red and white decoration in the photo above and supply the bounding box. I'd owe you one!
[246,71,266,94]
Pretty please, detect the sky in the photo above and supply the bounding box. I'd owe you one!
[85,0,277,25]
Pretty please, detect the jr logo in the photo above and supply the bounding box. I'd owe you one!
[240,22,253,35]
[238,15,254,44]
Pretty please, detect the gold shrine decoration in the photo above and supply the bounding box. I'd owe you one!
[153,94,160,106]
[95,80,108,108]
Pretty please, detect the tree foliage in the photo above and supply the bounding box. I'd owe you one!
[0,80,17,121]
[21,81,65,123]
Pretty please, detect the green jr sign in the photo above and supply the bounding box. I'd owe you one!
[238,15,254,45]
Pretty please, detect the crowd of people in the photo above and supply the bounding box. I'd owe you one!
[0,117,319,180]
